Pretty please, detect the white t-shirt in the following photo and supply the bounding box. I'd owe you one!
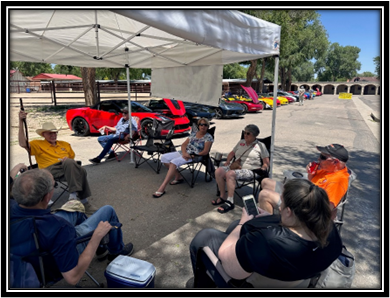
[232,140,269,170]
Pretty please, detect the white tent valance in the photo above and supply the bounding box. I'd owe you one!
[10,9,280,68]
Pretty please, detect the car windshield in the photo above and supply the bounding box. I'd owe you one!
[116,101,153,113]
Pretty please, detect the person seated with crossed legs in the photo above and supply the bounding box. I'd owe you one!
[89,107,138,164]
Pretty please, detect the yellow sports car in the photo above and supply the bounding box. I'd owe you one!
[266,93,289,105]
[258,95,281,109]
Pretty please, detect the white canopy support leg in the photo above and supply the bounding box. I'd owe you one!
[269,55,279,179]
[126,65,134,164]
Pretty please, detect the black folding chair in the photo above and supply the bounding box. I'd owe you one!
[177,125,216,188]
[10,215,104,288]
[132,118,176,174]
[22,160,82,208]
[216,133,271,200]
[333,168,357,235]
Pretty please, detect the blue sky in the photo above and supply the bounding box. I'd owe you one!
[316,9,381,74]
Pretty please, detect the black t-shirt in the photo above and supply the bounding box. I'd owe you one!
[236,214,342,281]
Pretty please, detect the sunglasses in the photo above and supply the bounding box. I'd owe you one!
[122,112,128,114]
[199,123,209,127]
[320,154,333,161]
[244,131,251,136]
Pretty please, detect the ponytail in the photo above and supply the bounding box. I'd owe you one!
[283,179,333,247]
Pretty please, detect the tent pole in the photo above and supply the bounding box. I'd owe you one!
[269,55,279,179]
[126,65,134,164]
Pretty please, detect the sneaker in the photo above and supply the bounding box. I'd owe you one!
[89,157,101,164]
[83,201,99,216]
[107,242,134,262]
[96,245,108,261]
[105,152,117,161]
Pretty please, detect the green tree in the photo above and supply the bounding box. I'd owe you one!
[292,61,315,81]
[10,62,53,76]
[240,10,328,91]
[373,56,380,80]
[53,64,81,77]
[315,43,361,81]
[358,71,376,77]
[223,63,247,79]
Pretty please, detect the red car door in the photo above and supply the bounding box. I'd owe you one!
[90,101,122,130]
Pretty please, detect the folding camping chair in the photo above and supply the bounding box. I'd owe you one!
[192,246,311,288]
[131,118,176,174]
[10,216,104,288]
[22,160,82,208]
[177,124,216,188]
[283,168,357,235]
[110,116,142,162]
[216,132,271,200]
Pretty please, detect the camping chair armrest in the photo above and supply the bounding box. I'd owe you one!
[252,168,269,177]
[202,246,231,284]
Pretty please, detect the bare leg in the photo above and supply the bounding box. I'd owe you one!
[215,167,227,201]
[156,163,177,193]
[261,178,277,191]
[258,188,280,214]
[225,170,237,198]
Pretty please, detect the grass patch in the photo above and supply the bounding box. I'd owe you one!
[26,105,82,113]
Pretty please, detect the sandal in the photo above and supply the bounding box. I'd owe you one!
[211,197,226,206]
[217,201,235,214]
[169,179,184,185]
[153,191,166,198]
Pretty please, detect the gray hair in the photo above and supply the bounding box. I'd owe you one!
[244,124,260,137]
[12,169,54,207]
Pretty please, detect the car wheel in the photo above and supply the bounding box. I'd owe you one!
[141,119,153,138]
[72,117,90,136]
[215,108,223,119]
[241,104,248,113]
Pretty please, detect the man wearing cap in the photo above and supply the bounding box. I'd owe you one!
[89,107,138,164]
[298,86,305,106]
[18,110,97,216]
[258,143,350,217]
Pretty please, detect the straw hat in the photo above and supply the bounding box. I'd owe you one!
[36,122,61,137]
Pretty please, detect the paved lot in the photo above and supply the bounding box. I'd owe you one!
[8,94,383,293]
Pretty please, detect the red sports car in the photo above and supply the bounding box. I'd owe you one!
[65,99,191,138]
[223,95,263,113]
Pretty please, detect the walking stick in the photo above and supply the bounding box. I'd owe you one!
[20,98,33,168]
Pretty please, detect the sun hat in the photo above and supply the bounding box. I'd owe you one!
[52,200,85,213]
[316,143,349,163]
[36,122,61,137]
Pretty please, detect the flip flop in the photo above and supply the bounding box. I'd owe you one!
[169,179,184,185]
[153,191,166,198]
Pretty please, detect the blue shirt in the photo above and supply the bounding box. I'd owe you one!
[186,132,214,155]
[114,117,138,136]
[10,203,79,274]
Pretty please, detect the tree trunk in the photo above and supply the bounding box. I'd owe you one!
[80,67,98,106]
[287,67,292,91]
[245,60,257,87]
[259,58,266,93]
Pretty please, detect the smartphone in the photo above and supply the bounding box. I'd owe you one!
[242,194,260,216]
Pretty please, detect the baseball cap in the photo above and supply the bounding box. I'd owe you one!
[316,144,348,162]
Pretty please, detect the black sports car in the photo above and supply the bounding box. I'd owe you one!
[181,101,216,125]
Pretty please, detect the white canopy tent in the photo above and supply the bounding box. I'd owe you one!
[9,9,280,176]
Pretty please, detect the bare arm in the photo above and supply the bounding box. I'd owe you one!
[18,110,29,149]
[10,163,27,179]
[218,207,253,280]
[61,221,112,285]
[194,141,212,156]
[223,151,236,166]
[261,157,270,171]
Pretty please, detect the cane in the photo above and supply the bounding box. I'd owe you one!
[20,98,34,168]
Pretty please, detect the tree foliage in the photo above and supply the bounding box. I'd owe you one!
[10,62,53,77]
[292,61,315,81]
[315,43,361,81]
[373,56,380,80]
[223,63,247,79]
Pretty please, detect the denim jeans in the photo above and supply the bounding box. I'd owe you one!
[54,205,124,255]
[97,134,124,160]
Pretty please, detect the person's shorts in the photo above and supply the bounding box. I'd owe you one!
[219,166,254,181]
[161,151,200,168]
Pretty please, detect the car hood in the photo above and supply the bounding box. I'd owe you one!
[163,98,186,116]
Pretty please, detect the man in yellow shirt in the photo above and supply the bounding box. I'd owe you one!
[18,110,97,216]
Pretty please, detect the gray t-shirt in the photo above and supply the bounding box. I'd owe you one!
[232,140,269,170]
